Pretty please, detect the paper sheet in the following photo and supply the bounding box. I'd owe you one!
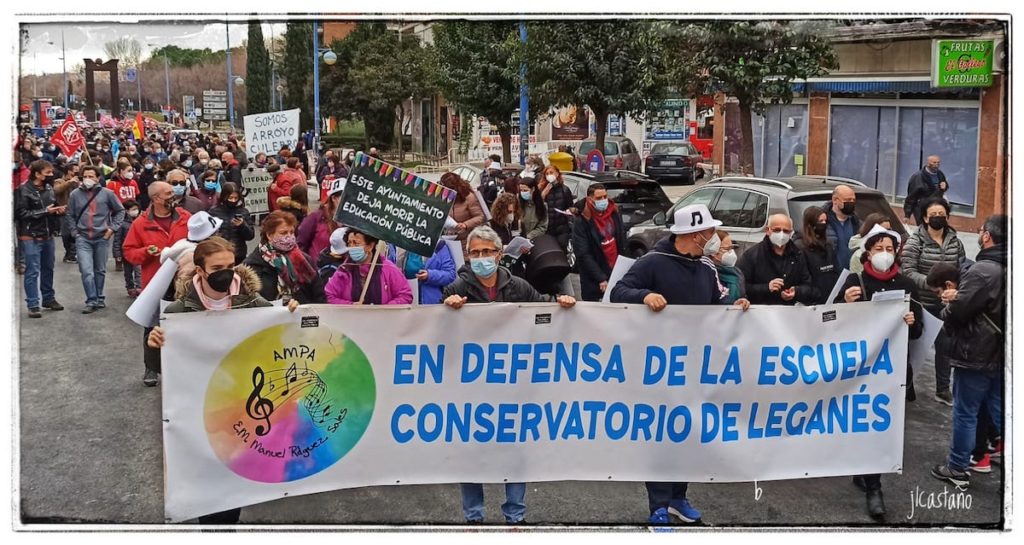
[473,188,492,221]
[826,269,851,304]
[408,278,420,305]
[126,258,179,327]
[444,239,465,270]
[554,208,574,217]
[871,290,907,302]
[908,310,943,373]
[601,256,637,303]
[503,236,534,260]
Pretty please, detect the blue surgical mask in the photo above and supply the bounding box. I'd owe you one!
[172,185,185,196]
[520,191,531,201]
[205,181,218,191]
[470,256,498,278]
[348,247,367,263]
[594,199,609,212]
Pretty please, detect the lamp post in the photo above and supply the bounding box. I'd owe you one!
[311,20,337,157]
[276,84,284,110]
[60,30,68,108]
[518,22,529,165]
[226,22,235,129]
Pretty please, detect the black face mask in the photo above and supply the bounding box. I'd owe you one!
[205,268,235,293]
[841,202,856,216]
[928,216,948,231]
[813,223,828,237]
[225,199,240,208]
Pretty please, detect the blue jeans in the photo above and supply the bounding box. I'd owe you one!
[76,236,110,306]
[124,263,141,290]
[459,483,526,522]
[22,238,55,308]
[948,368,1004,471]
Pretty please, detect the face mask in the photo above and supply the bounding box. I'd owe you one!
[35,151,43,158]
[348,247,367,263]
[769,231,792,247]
[127,208,140,218]
[471,256,498,278]
[928,216,948,230]
[813,223,828,237]
[225,199,240,208]
[699,232,722,256]
[594,199,609,212]
[841,202,856,216]
[200,159,209,165]
[721,249,738,268]
[546,174,557,183]
[271,234,297,252]
[506,213,515,224]
[520,191,531,201]
[183,160,193,168]
[123,172,134,180]
[172,185,186,196]
[82,179,97,189]
[101,148,109,153]
[205,268,235,293]
[205,181,218,191]
[870,251,895,272]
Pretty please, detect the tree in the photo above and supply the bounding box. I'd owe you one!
[434,21,522,163]
[348,30,438,160]
[320,23,390,149]
[282,22,313,131]
[147,45,225,68]
[246,22,271,114]
[519,21,670,159]
[103,37,142,68]
[668,21,838,175]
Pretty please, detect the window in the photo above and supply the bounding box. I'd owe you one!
[712,188,768,229]
[670,189,721,224]
[579,141,620,156]
[651,143,698,156]
[745,192,769,228]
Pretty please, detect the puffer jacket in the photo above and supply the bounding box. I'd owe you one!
[165,264,271,313]
[941,244,1006,372]
[442,264,557,303]
[900,224,966,309]
[794,235,841,305]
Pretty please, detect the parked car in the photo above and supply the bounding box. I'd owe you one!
[577,136,642,172]
[643,141,705,184]
[625,175,909,258]
[421,163,524,188]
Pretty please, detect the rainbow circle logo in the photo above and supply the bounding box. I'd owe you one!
[204,322,376,483]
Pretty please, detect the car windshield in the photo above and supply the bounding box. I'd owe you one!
[788,193,906,237]
[650,143,697,156]
[579,141,620,155]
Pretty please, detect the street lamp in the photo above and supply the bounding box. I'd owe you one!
[312,20,337,158]
[226,23,236,129]
[235,76,244,87]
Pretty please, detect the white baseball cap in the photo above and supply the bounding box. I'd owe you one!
[326,177,347,197]
[329,227,350,255]
[669,203,722,235]
[186,211,223,242]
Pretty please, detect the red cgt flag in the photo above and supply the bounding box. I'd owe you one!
[50,117,85,157]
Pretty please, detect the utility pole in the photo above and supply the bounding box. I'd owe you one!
[518,22,529,165]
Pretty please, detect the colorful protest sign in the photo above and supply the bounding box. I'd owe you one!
[161,300,909,521]
[244,109,300,156]
[337,152,456,256]
[49,117,85,157]
[241,167,274,215]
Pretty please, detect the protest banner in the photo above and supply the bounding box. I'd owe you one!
[243,109,300,156]
[161,300,909,521]
[241,167,274,215]
[337,152,456,257]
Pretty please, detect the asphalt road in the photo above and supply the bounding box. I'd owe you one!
[16,213,999,529]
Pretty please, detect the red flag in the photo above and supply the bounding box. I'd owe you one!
[133,112,146,140]
[49,117,85,157]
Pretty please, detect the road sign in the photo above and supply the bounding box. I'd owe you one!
[203,101,227,109]
[125,68,137,83]
[203,90,227,97]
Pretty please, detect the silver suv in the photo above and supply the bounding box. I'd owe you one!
[625,175,909,257]
[577,136,642,172]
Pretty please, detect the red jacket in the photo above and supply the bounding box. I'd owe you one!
[105,176,141,203]
[268,168,305,211]
[122,206,192,288]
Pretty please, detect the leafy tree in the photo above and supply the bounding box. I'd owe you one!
[668,21,838,174]
[519,21,670,159]
[246,21,271,114]
[103,37,142,68]
[320,23,392,149]
[147,45,225,68]
[282,22,313,131]
[434,21,521,163]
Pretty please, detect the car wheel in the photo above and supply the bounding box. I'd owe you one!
[695,167,706,180]
[630,244,648,258]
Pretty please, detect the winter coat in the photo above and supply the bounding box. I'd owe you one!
[794,235,842,305]
[848,234,866,274]
[324,255,413,305]
[443,264,557,304]
[835,267,924,344]
[312,248,347,304]
[276,196,307,226]
[242,246,318,304]
[824,204,862,270]
[164,264,272,313]
[449,192,486,245]
[208,203,256,265]
[65,185,125,241]
[905,167,947,220]
[122,206,192,288]
[298,208,335,260]
[268,168,305,211]
[52,177,79,207]
[179,194,205,214]
[14,181,61,239]
[610,235,727,306]
[520,200,548,240]
[390,241,457,305]
[223,161,243,185]
[900,224,966,309]
[543,182,575,238]
[940,244,1006,373]
[190,187,220,211]
[572,208,627,302]
[736,236,818,305]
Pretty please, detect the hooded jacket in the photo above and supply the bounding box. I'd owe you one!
[610,235,727,306]
[736,236,818,305]
[164,264,271,313]
[900,224,966,309]
[323,254,413,305]
[940,244,1006,372]
[298,208,336,260]
[66,184,126,240]
[443,263,556,303]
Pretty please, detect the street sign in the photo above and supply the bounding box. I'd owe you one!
[203,90,227,97]
[126,68,137,83]
[932,39,995,88]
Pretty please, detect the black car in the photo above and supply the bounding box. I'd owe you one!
[643,142,705,184]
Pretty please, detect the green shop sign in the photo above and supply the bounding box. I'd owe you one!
[932,39,995,88]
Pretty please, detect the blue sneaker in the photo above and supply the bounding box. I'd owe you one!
[668,498,701,523]
[649,507,670,524]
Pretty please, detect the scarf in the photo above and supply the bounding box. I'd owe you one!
[347,254,384,305]
[863,260,900,282]
[259,242,317,293]
[587,200,620,269]
[192,273,241,311]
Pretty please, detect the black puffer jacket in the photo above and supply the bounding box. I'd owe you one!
[794,234,841,305]
[209,204,256,265]
[900,224,966,309]
[14,181,61,238]
[941,244,1006,372]
[442,264,557,303]
[736,236,818,305]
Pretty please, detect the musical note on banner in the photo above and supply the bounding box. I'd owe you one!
[245,366,276,436]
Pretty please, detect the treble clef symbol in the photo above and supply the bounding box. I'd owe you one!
[245,366,275,436]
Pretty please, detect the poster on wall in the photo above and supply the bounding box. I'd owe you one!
[645,99,691,141]
[551,105,590,141]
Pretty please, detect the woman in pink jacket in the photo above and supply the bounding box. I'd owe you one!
[324,228,413,305]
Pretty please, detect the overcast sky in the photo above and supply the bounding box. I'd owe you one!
[20,21,288,75]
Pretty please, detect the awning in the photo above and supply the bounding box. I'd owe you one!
[793,80,941,93]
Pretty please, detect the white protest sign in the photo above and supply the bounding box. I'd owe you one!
[241,168,274,215]
[602,256,637,303]
[908,310,943,373]
[243,109,300,156]
[161,300,909,521]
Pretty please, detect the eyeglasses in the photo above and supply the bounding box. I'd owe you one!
[468,249,500,258]
[170,181,186,186]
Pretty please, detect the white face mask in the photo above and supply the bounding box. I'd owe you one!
[545,174,557,183]
[81,178,97,189]
[506,213,515,224]
[769,231,792,247]
[699,232,721,256]
[720,249,738,267]
[870,251,896,272]
[122,172,134,180]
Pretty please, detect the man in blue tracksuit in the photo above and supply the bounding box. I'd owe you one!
[611,203,750,525]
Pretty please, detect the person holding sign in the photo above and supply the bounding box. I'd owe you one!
[442,225,574,524]
[323,228,413,305]
[610,203,749,525]
[572,183,626,302]
[439,172,486,248]
[242,210,318,304]
[834,224,922,520]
